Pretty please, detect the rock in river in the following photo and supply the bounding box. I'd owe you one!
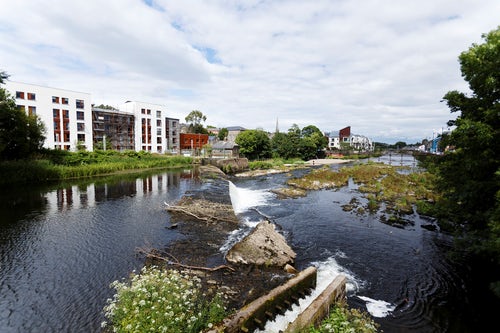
[226,220,296,267]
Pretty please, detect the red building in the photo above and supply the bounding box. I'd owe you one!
[180,133,209,150]
[339,126,351,143]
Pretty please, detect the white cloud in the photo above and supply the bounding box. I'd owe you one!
[1,0,498,143]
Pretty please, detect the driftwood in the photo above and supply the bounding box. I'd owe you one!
[136,246,235,272]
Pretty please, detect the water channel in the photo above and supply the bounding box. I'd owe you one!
[0,156,495,332]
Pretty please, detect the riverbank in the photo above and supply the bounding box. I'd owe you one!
[0,150,193,185]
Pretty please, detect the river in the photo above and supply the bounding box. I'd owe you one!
[0,157,496,332]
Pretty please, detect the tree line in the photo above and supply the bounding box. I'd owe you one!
[235,124,328,160]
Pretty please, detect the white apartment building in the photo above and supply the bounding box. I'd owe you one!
[121,101,179,154]
[5,81,93,151]
[325,131,341,150]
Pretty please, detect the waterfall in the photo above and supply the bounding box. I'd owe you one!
[228,180,271,214]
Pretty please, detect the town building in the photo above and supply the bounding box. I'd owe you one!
[226,126,246,143]
[325,126,373,152]
[5,81,93,151]
[120,101,179,154]
[179,133,209,152]
[92,107,135,151]
[324,131,340,150]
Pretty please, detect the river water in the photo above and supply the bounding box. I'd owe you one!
[0,157,495,332]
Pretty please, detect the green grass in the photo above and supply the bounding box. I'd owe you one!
[0,150,193,185]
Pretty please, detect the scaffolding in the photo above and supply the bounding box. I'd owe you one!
[92,108,135,151]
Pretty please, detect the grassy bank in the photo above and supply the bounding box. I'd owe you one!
[0,150,193,185]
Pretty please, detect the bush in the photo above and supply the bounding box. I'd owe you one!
[102,266,227,333]
[310,301,379,333]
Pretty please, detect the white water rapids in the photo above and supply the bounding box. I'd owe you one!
[226,180,396,331]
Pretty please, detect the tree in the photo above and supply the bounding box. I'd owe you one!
[185,110,208,134]
[393,141,407,149]
[423,27,500,297]
[235,129,271,160]
[271,132,294,159]
[0,72,46,159]
[301,125,328,157]
[218,128,228,141]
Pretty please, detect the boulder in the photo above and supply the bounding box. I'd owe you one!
[226,220,296,267]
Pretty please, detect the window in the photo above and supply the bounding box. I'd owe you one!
[77,123,85,131]
[147,109,151,115]
[156,110,161,118]
[54,133,60,142]
[77,134,85,141]
[172,121,177,127]
[28,106,36,115]
[64,122,70,131]
[52,96,60,103]
[62,97,69,104]
[156,119,161,127]
[157,137,162,144]
[16,91,25,99]
[17,105,25,112]
[76,111,84,120]
[62,110,69,118]
[157,128,162,135]
[53,109,60,118]
[27,93,36,100]
[53,121,59,130]
[76,99,84,109]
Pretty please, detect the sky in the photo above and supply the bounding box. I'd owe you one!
[1,0,499,143]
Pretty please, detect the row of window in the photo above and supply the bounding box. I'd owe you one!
[52,109,85,120]
[15,92,85,110]
[141,109,164,119]
[16,91,36,100]
[52,96,69,105]
[17,105,37,115]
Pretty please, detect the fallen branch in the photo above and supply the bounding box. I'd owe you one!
[136,246,235,272]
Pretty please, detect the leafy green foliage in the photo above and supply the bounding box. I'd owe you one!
[0,76,46,160]
[309,301,379,333]
[217,127,228,140]
[235,129,271,160]
[271,124,328,161]
[420,26,500,297]
[0,151,193,185]
[432,27,500,233]
[185,110,208,134]
[103,266,228,333]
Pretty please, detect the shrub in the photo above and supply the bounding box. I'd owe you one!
[103,266,227,333]
[310,301,379,333]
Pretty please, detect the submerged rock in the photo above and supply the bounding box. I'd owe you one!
[226,220,296,267]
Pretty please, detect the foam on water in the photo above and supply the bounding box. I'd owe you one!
[255,256,364,333]
[228,181,273,214]
[357,296,396,318]
[219,216,260,253]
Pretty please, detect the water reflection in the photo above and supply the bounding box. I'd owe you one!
[0,169,196,333]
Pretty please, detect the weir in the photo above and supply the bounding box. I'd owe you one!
[221,180,348,332]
